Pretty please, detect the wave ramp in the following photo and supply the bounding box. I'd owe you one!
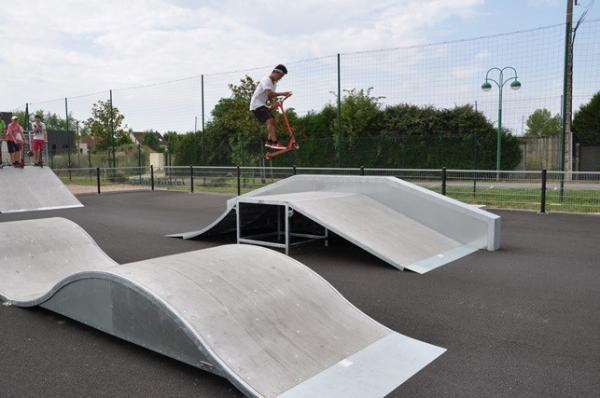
[0,217,445,398]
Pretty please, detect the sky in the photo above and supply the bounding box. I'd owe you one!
[1,0,598,133]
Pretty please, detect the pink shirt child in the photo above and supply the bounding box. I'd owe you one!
[6,121,24,142]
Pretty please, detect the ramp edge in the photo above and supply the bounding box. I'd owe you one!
[166,207,235,239]
[407,243,481,274]
[0,204,84,214]
[277,332,446,398]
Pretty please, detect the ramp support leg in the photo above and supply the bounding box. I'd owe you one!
[285,205,290,255]
[236,203,241,245]
[277,206,281,240]
[324,228,329,247]
[238,203,327,255]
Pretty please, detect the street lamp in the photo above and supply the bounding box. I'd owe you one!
[481,66,521,174]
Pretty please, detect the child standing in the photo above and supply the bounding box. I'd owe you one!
[31,114,47,166]
[6,116,24,166]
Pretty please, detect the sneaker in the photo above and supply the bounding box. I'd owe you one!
[265,140,286,150]
[264,139,273,148]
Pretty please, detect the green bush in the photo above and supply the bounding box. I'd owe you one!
[172,77,522,169]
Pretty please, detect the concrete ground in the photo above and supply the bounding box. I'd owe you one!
[0,191,599,397]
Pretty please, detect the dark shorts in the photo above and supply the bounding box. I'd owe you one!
[7,141,20,154]
[252,106,274,123]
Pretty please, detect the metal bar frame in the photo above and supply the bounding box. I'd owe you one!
[284,205,290,255]
[243,231,327,241]
[236,202,328,255]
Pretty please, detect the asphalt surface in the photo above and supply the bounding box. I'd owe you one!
[1,191,599,397]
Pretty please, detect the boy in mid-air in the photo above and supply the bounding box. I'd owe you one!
[250,64,292,149]
[31,114,47,166]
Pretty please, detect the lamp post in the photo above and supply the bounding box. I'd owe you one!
[481,67,521,175]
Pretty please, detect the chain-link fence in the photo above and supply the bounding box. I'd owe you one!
[61,165,600,214]
[8,19,600,171]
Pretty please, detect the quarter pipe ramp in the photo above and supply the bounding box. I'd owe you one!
[0,166,82,213]
[169,175,501,273]
[0,217,445,398]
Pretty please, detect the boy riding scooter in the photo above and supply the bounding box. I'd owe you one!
[249,64,292,149]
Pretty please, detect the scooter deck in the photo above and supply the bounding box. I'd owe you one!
[265,136,299,160]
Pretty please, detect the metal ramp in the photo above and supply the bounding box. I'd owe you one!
[0,218,445,398]
[0,166,82,213]
[169,175,501,273]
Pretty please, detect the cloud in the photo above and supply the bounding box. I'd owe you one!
[0,0,485,130]
[527,0,561,7]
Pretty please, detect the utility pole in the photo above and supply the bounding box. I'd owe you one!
[560,0,574,180]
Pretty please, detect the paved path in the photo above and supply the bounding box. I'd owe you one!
[0,191,599,397]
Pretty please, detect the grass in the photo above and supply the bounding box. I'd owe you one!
[446,187,600,213]
[60,176,99,186]
[58,174,600,214]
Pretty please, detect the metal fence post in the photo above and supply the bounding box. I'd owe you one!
[237,165,241,196]
[150,165,155,191]
[96,167,101,194]
[201,74,205,131]
[65,97,72,179]
[336,53,342,164]
[25,103,29,131]
[137,144,142,184]
[109,89,116,169]
[540,169,547,213]
[190,165,194,193]
[442,167,447,196]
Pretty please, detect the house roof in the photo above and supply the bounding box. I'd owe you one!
[81,135,96,147]
[130,131,166,145]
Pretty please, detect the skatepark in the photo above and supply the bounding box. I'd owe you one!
[1,167,599,397]
[3,1,600,395]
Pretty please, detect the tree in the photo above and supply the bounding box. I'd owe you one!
[173,76,522,169]
[573,91,600,145]
[174,132,204,166]
[186,75,264,166]
[115,131,132,146]
[378,104,521,169]
[84,100,128,150]
[11,110,79,132]
[524,109,561,137]
[163,131,180,152]
[142,131,161,152]
[291,105,337,166]
[337,88,385,166]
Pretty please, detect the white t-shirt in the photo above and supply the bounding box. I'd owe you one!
[249,76,276,111]
[32,121,46,140]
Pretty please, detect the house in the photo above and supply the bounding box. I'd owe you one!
[129,131,167,149]
[0,112,12,126]
[80,135,97,152]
